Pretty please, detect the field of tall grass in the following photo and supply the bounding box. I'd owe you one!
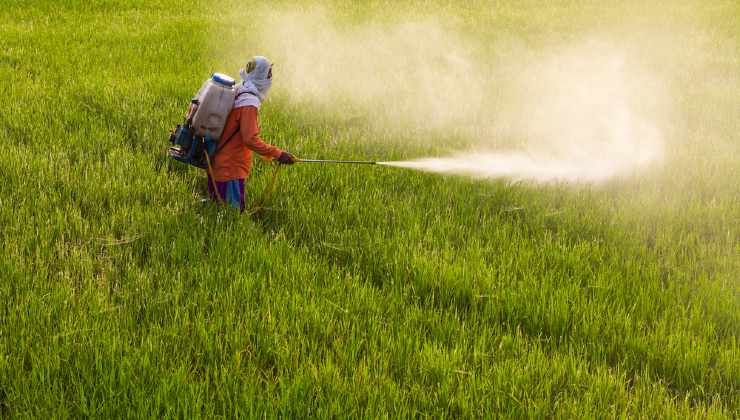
[1,0,738,417]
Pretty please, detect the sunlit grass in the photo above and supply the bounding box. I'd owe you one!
[0,0,738,417]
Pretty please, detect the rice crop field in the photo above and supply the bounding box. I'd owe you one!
[1,0,739,417]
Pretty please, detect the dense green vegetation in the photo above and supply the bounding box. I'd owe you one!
[1,0,738,417]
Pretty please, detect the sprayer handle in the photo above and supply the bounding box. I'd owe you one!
[277,151,296,165]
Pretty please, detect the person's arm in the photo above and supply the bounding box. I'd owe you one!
[239,107,283,159]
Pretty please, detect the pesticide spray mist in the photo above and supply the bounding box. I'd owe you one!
[244,7,675,183]
[375,44,665,182]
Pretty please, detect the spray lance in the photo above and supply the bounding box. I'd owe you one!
[296,158,379,165]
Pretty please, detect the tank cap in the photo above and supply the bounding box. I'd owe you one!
[212,72,236,87]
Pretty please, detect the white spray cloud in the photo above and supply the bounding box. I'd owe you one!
[250,8,669,183]
[258,9,488,131]
[380,151,648,183]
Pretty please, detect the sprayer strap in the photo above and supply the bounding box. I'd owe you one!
[235,90,258,100]
[213,116,240,157]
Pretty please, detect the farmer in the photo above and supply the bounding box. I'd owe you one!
[208,56,295,210]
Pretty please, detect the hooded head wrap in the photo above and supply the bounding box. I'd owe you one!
[235,56,272,109]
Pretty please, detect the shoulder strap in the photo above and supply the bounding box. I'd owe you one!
[213,112,241,156]
[235,90,258,100]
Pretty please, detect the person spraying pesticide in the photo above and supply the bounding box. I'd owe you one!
[208,56,296,210]
[168,56,296,212]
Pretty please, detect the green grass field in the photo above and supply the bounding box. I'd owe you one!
[1,0,739,417]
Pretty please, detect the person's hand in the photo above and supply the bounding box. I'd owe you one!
[277,151,296,165]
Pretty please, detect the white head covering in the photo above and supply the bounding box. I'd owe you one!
[235,56,272,109]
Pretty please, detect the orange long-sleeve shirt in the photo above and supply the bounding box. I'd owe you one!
[211,106,283,182]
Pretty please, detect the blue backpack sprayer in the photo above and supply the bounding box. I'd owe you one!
[168,73,238,170]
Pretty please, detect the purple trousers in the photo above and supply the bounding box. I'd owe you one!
[207,176,245,211]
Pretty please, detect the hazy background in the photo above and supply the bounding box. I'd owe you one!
[214,1,738,183]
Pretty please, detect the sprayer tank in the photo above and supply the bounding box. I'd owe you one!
[191,73,236,139]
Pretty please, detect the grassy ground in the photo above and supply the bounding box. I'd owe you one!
[1,0,738,417]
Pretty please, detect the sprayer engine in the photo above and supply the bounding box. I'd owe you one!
[168,124,216,169]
